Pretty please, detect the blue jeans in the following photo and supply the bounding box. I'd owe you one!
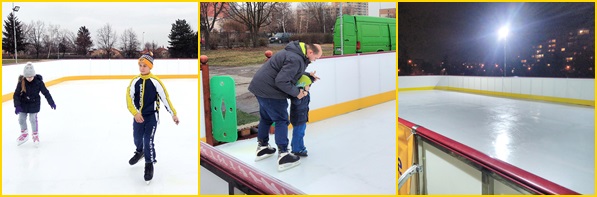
[133,113,158,163]
[256,96,289,152]
[291,123,307,153]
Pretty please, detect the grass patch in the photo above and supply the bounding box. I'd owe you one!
[236,109,259,126]
[2,59,46,66]
[201,43,334,67]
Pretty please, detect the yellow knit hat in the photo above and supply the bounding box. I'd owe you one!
[139,52,154,69]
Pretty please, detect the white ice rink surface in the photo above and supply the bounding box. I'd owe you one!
[204,101,397,194]
[398,90,594,194]
[2,79,198,194]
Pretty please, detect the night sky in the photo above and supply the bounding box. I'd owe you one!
[398,3,594,64]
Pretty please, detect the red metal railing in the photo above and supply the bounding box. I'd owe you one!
[200,141,304,194]
[398,117,579,195]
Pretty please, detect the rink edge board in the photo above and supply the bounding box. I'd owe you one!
[398,86,594,107]
[200,90,396,142]
[2,75,197,103]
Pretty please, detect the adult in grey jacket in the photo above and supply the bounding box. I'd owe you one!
[248,41,321,169]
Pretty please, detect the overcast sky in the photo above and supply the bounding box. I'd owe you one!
[290,2,396,17]
[368,2,396,17]
[2,2,198,48]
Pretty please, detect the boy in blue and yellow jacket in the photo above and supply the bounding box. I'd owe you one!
[290,74,315,157]
[126,52,179,182]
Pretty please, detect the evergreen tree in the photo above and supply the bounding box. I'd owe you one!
[168,19,196,58]
[75,26,93,56]
[2,13,25,57]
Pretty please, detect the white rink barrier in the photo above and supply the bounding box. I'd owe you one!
[399,76,594,106]
[2,59,198,95]
[200,52,396,140]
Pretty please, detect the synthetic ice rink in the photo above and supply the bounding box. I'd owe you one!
[399,90,594,194]
[201,101,396,194]
[2,60,198,194]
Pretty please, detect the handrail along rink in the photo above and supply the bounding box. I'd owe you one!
[398,117,579,195]
[200,141,304,195]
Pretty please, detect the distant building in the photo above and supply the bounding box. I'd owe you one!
[332,2,368,16]
[90,48,122,58]
[526,28,594,77]
[379,8,396,18]
[201,3,231,32]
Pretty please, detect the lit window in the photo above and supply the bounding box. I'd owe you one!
[528,67,531,71]
[538,45,542,48]
[551,39,556,43]
[521,60,527,63]
[566,57,573,62]
[547,64,551,67]
[561,48,566,52]
[408,60,412,64]
[589,67,593,71]
[579,29,590,35]
[566,65,571,70]
[536,50,541,54]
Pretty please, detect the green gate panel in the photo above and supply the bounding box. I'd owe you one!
[210,76,238,142]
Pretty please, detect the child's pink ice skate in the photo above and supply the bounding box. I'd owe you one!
[17,130,28,146]
[32,132,39,147]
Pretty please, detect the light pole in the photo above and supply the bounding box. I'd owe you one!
[498,25,509,77]
[142,32,145,51]
[12,3,20,63]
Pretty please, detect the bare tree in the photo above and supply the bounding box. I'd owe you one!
[120,28,140,58]
[96,23,117,58]
[24,20,45,58]
[200,2,228,50]
[44,24,61,58]
[144,41,158,52]
[228,2,278,47]
[59,29,76,57]
[300,3,329,33]
[267,3,295,34]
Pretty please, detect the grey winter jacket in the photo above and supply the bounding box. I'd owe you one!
[248,41,311,99]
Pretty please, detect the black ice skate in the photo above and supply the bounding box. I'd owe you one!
[144,162,154,184]
[129,151,144,165]
[278,152,300,171]
[255,144,276,161]
[291,150,308,157]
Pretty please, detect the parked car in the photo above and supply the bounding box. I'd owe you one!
[269,32,292,43]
